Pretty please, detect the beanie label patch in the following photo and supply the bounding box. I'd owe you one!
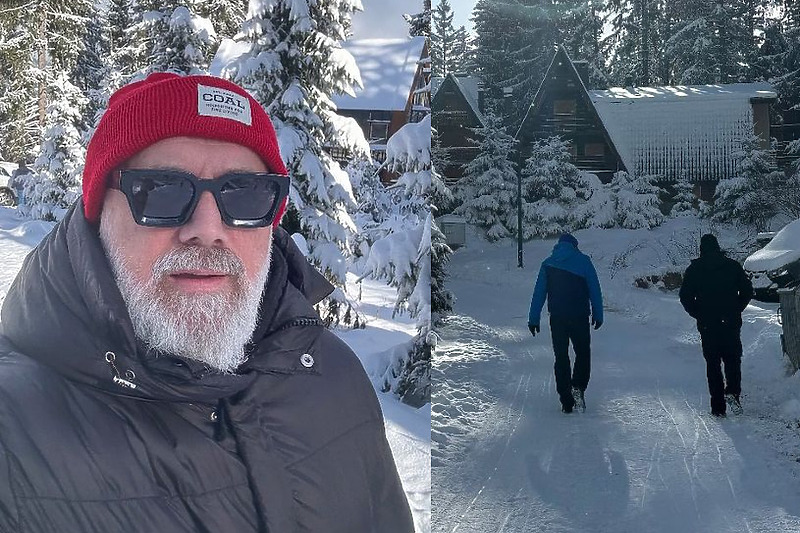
[197,84,252,126]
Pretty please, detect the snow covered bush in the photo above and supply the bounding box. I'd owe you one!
[608,171,665,229]
[454,112,517,241]
[22,74,86,222]
[575,172,615,229]
[521,136,591,237]
[712,134,785,230]
[670,177,699,217]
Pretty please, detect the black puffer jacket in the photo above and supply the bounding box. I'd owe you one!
[679,250,753,330]
[0,202,413,532]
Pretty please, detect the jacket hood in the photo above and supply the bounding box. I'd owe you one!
[0,200,333,403]
[549,241,581,264]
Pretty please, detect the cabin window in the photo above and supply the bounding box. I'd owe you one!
[584,142,605,157]
[369,121,389,143]
[553,99,576,116]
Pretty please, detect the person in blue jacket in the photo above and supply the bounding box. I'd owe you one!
[528,233,603,413]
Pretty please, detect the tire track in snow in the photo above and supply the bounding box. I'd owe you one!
[449,372,532,533]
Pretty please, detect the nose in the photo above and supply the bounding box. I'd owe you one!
[177,191,228,247]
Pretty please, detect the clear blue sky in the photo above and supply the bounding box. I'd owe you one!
[351,0,418,39]
[448,0,478,33]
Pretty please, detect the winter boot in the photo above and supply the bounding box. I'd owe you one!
[561,403,573,414]
[572,387,585,412]
[725,393,742,415]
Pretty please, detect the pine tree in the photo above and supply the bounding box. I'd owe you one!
[0,3,40,162]
[665,0,753,84]
[21,74,86,222]
[670,176,698,217]
[605,0,669,86]
[521,136,589,237]
[609,171,665,228]
[560,0,609,88]
[404,0,431,38]
[432,0,462,76]
[228,0,363,326]
[107,0,139,88]
[131,2,216,76]
[71,4,111,134]
[712,134,785,230]
[454,112,518,241]
[472,0,560,125]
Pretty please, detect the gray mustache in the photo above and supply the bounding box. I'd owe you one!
[152,246,244,277]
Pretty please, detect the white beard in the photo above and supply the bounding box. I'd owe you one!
[100,228,272,373]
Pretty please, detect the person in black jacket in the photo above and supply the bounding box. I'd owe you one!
[0,73,413,532]
[680,234,753,417]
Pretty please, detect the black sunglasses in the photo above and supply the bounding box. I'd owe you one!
[110,169,290,228]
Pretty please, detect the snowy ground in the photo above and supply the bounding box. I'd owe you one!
[0,206,431,533]
[432,218,800,533]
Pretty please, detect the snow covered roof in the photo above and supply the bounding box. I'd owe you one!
[431,74,486,126]
[332,37,427,112]
[589,83,777,181]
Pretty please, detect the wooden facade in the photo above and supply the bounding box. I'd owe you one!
[517,47,782,200]
[516,47,624,182]
[431,74,486,184]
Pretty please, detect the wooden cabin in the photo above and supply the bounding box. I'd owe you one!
[431,73,487,184]
[517,46,779,200]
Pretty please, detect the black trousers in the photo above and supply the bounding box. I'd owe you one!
[550,315,591,407]
[700,325,742,414]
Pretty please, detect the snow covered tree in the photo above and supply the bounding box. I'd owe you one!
[605,0,670,86]
[0,0,92,161]
[21,74,87,222]
[670,176,698,217]
[432,0,467,76]
[132,3,216,76]
[608,171,665,229]
[225,0,364,326]
[560,0,609,88]
[454,112,517,241]
[71,4,111,133]
[362,117,435,406]
[521,136,589,237]
[712,134,785,230]
[0,5,40,162]
[197,1,247,42]
[404,0,431,38]
[472,0,559,125]
[665,0,753,84]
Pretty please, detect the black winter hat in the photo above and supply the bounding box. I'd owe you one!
[700,233,721,255]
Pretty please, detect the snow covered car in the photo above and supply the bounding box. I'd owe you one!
[0,162,19,207]
[744,219,800,302]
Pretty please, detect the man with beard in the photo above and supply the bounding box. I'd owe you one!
[0,73,413,532]
[680,233,753,418]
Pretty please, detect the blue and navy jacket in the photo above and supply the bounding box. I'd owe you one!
[528,241,604,326]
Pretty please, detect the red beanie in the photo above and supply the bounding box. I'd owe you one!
[83,72,288,224]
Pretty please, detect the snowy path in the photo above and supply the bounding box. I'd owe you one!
[433,230,800,533]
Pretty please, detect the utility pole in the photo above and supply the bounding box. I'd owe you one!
[503,86,523,268]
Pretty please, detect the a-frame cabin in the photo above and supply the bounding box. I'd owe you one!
[516,46,625,182]
[431,73,487,184]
